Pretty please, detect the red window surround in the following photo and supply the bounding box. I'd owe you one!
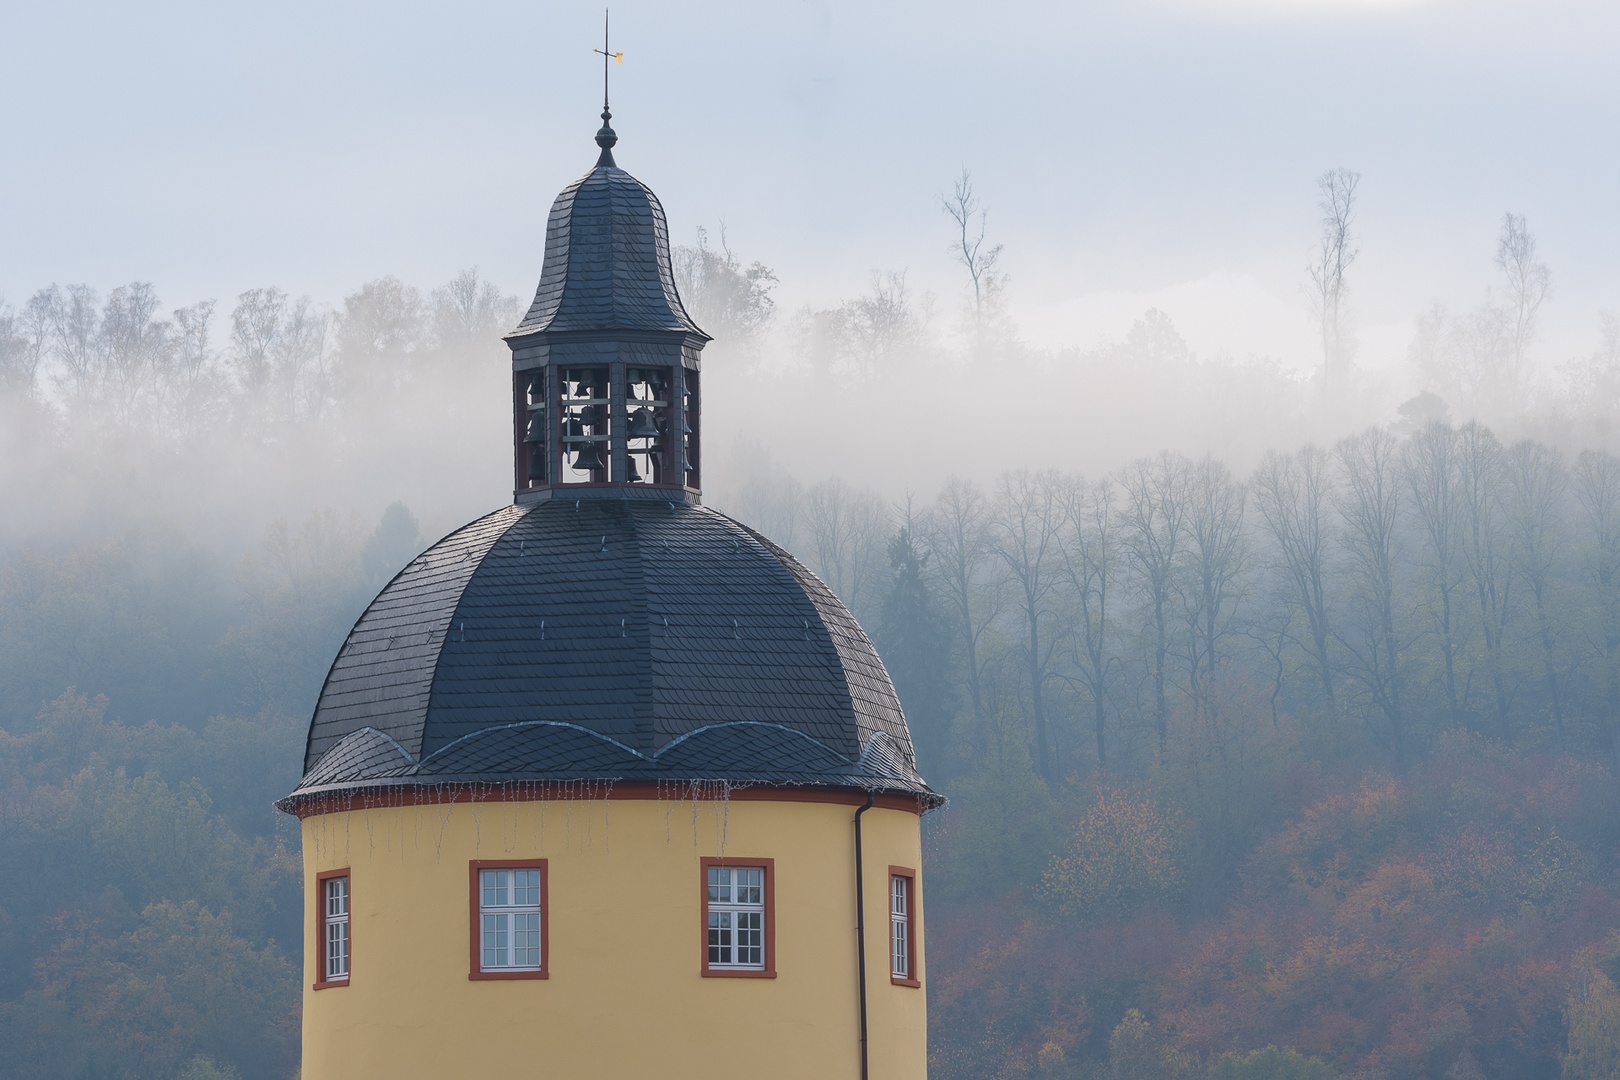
[313,867,350,991]
[699,856,776,978]
[889,865,921,987]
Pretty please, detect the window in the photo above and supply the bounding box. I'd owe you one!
[469,860,548,980]
[889,866,920,987]
[699,857,775,978]
[314,868,350,989]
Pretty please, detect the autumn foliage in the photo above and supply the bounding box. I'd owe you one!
[926,727,1620,1080]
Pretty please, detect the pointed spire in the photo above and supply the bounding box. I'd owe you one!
[593,9,619,168]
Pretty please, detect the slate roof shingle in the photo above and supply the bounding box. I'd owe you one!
[507,164,705,340]
[285,501,938,808]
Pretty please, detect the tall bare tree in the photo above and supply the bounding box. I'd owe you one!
[1336,428,1409,768]
[231,287,286,395]
[1401,422,1466,724]
[30,284,101,405]
[941,168,1004,349]
[1505,440,1569,750]
[1059,479,1120,768]
[1183,455,1248,694]
[1457,422,1514,733]
[926,476,999,721]
[1497,212,1552,410]
[98,283,172,425]
[1306,168,1360,392]
[1573,450,1620,767]
[1251,445,1338,717]
[990,469,1071,783]
[806,478,891,619]
[1119,452,1192,756]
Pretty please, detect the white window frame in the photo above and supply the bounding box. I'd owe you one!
[706,865,766,970]
[479,867,544,972]
[324,875,350,982]
[890,874,909,979]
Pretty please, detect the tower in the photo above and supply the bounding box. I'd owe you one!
[278,109,937,1080]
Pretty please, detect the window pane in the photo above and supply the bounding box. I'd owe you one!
[708,911,732,964]
[738,911,762,965]
[327,921,348,978]
[892,876,907,916]
[514,912,541,966]
[326,877,347,917]
[515,870,540,906]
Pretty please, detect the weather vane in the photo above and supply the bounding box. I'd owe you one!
[593,10,623,112]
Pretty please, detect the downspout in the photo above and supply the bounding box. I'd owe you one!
[854,791,875,1080]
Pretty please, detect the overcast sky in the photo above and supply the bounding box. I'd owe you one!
[3,0,1616,379]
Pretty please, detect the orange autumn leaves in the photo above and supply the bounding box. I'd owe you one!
[1043,784,1183,920]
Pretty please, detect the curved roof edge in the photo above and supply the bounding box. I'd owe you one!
[277,722,943,815]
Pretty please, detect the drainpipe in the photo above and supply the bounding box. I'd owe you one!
[854,791,875,1080]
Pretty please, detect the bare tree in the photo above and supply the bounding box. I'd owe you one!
[30,284,101,405]
[336,276,425,397]
[1182,455,1248,691]
[1306,168,1360,392]
[671,226,778,352]
[164,300,222,438]
[431,267,520,352]
[845,271,922,377]
[990,469,1071,783]
[1336,428,1409,768]
[1059,478,1120,768]
[1573,450,1620,767]
[941,168,1004,348]
[274,298,333,424]
[1456,421,1514,733]
[805,478,891,619]
[1119,452,1192,756]
[925,476,1000,721]
[1497,212,1551,408]
[1401,422,1465,724]
[1563,310,1620,423]
[230,287,286,396]
[1504,440,1569,750]
[0,297,41,397]
[1251,446,1338,717]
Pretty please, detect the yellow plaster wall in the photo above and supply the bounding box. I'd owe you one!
[299,793,926,1079]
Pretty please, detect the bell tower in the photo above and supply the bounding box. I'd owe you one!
[504,106,708,503]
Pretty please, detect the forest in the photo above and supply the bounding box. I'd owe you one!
[5,186,1620,1080]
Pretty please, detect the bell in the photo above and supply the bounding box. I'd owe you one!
[627,407,659,440]
[524,414,545,443]
[526,446,545,483]
[572,441,605,472]
[625,455,643,482]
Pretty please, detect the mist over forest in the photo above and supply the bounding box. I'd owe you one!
[5,160,1620,1080]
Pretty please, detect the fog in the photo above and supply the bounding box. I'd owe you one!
[5,0,1619,558]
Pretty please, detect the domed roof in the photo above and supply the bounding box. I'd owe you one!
[507,160,705,340]
[282,499,936,807]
